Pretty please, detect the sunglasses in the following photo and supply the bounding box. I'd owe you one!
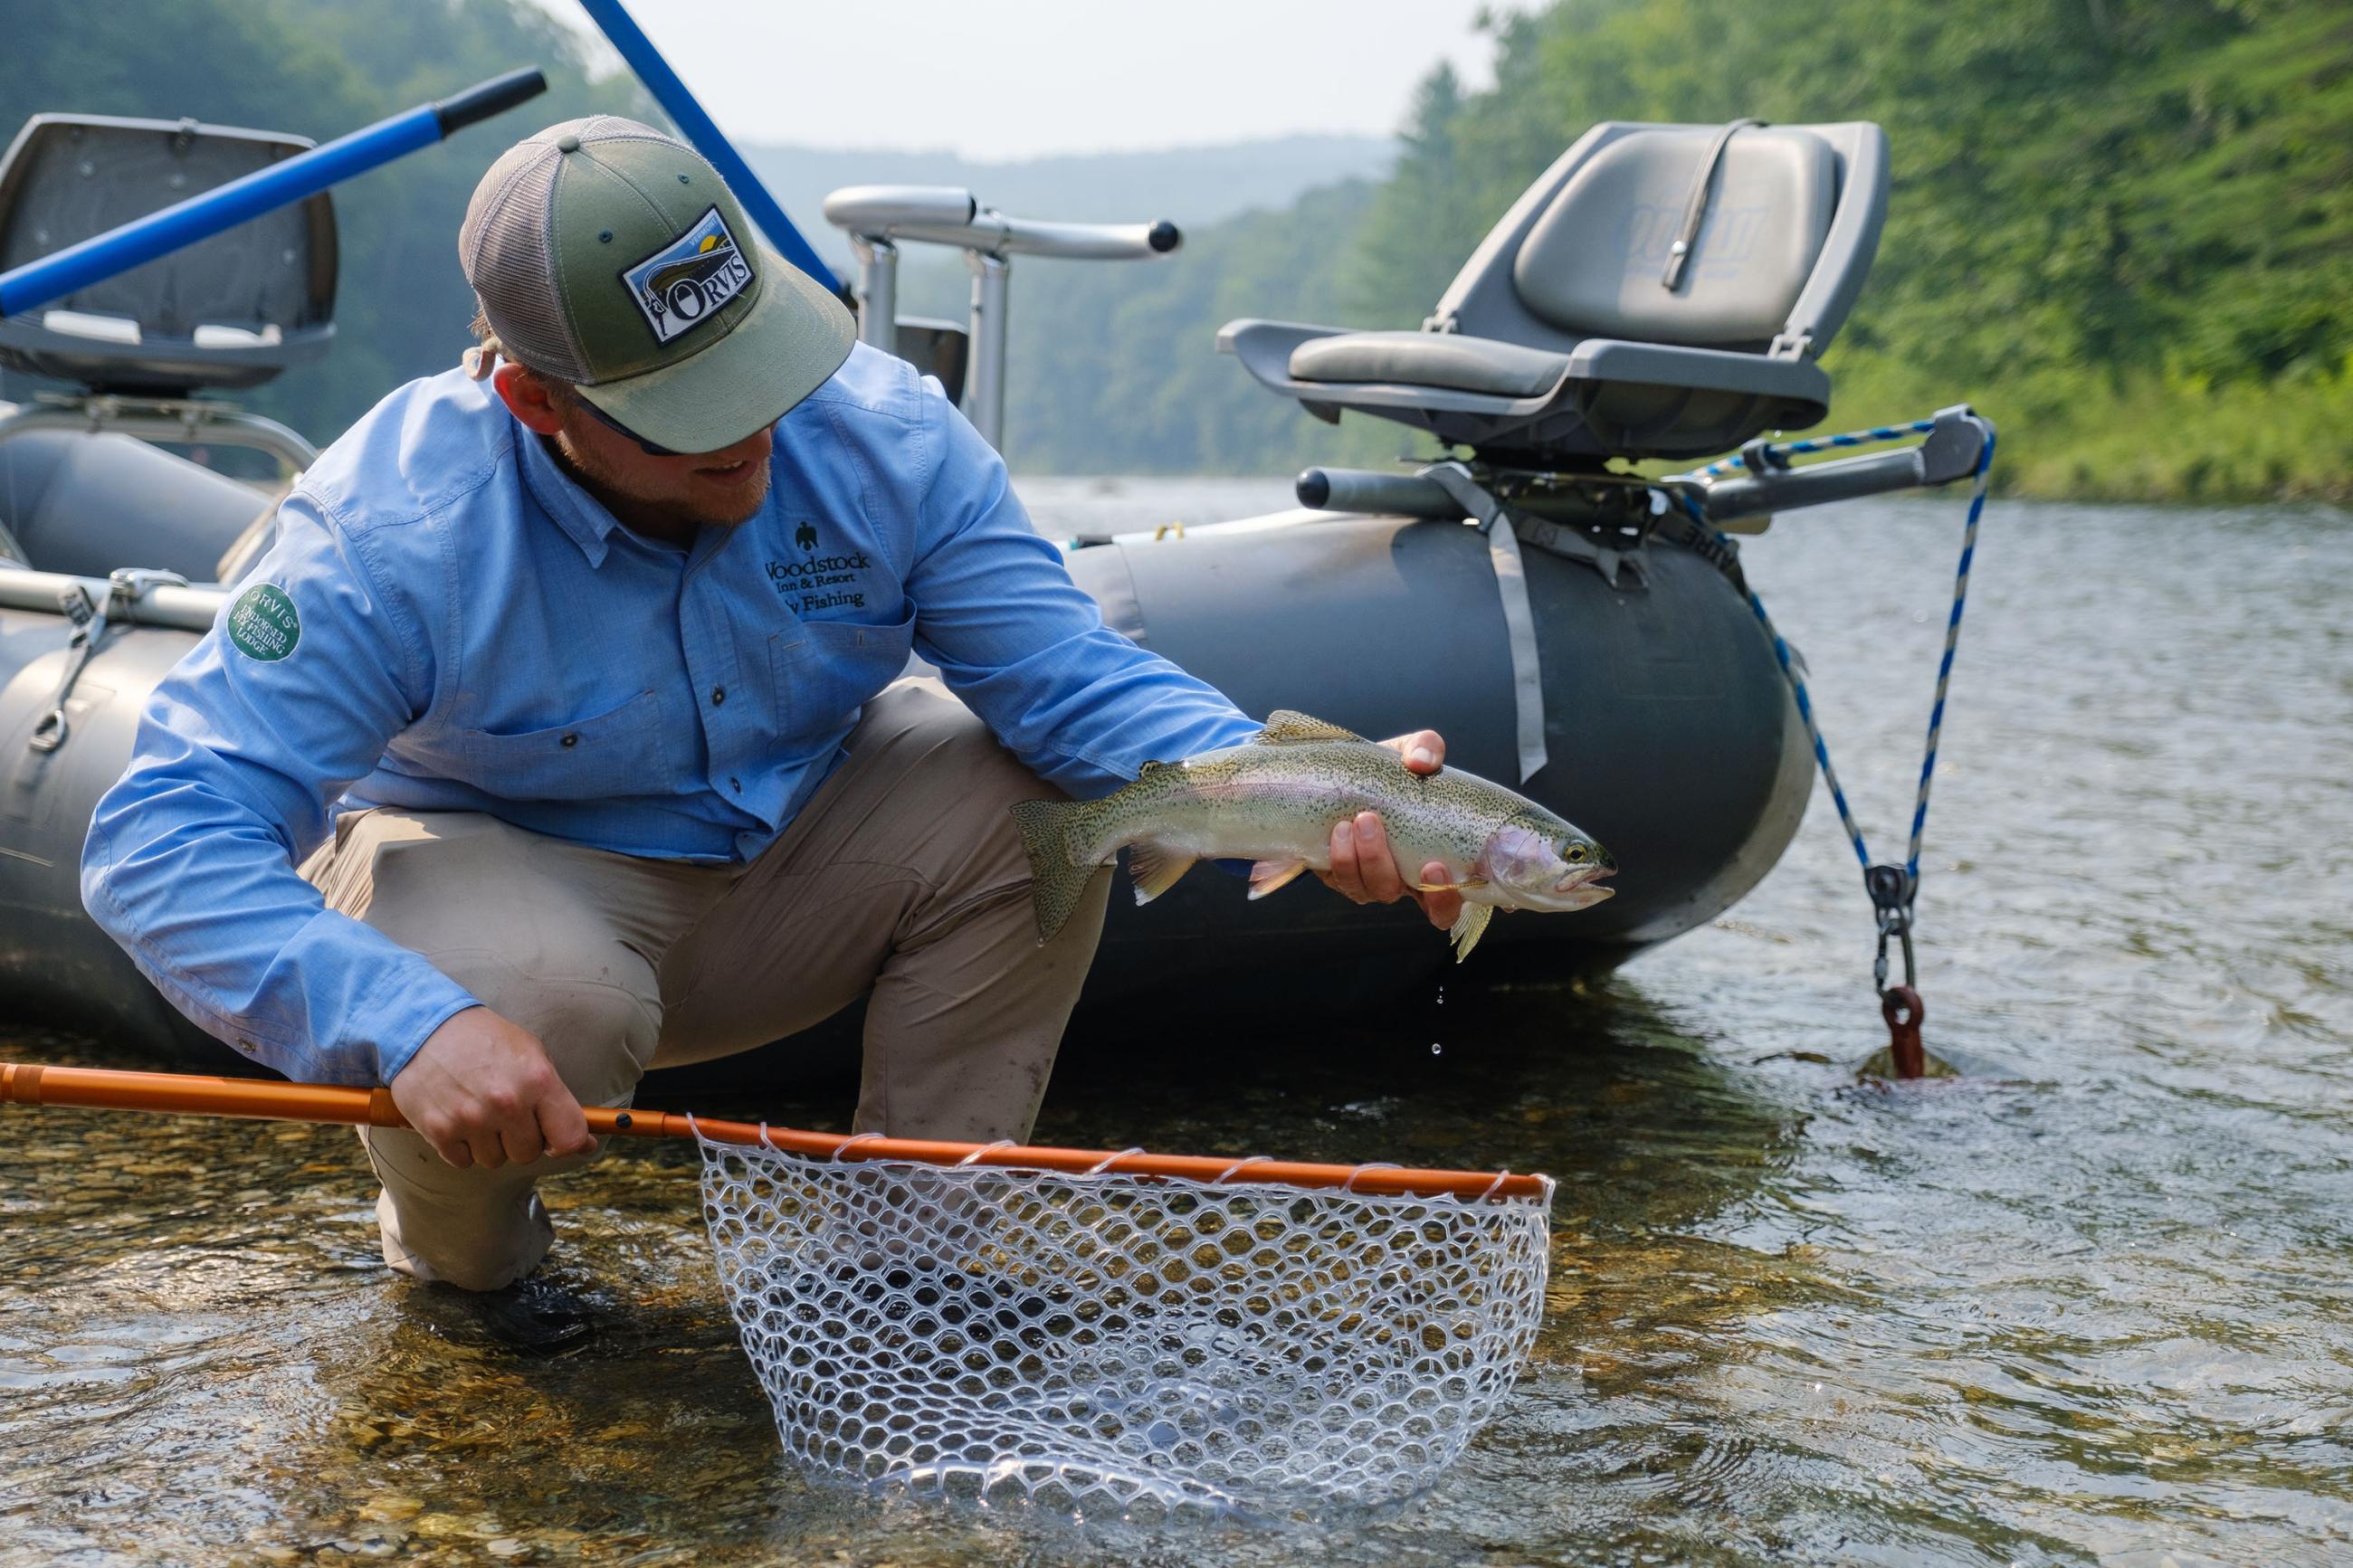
[577,396,684,459]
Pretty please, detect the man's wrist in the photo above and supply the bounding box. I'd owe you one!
[366,974,482,1086]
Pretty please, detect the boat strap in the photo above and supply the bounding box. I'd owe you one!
[1662,119,1765,291]
[28,568,188,755]
[1418,463,1548,784]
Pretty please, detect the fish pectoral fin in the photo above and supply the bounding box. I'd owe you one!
[1409,876,1490,893]
[1253,710,1367,746]
[1244,859,1312,900]
[1448,903,1494,963]
[1126,844,1198,906]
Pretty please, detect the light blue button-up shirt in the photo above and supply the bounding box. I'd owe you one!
[81,346,1259,1086]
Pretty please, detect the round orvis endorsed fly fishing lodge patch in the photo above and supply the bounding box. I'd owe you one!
[227,583,300,662]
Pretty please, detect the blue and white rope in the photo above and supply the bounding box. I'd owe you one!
[1686,418,1939,480]
[1672,423,1996,894]
[1900,428,1994,885]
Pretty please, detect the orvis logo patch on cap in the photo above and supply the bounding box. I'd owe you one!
[227,583,300,661]
[622,205,754,346]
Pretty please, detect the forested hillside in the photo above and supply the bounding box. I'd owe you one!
[1000,0,2353,498]
[5,0,2345,499]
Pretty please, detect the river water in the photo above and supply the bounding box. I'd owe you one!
[4,485,2348,1565]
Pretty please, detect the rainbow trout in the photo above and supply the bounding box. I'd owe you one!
[1010,711,1615,961]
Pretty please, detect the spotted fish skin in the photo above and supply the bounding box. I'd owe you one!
[1009,711,1614,960]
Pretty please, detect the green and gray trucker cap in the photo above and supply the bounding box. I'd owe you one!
[459,116,853,454]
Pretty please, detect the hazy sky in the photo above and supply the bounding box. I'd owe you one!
[527,0,1522,161]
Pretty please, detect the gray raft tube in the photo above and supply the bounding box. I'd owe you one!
[1058,506,1816,994]
[0,418,269,625]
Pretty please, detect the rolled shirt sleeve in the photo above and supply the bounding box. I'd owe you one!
[907,394,1262,794]
[80,491,480,1086]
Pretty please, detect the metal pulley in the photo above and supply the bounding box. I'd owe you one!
[1864,862,1915,993]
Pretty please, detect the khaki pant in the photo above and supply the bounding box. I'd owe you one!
[300,679,1110,1291]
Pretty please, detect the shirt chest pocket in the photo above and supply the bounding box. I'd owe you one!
[459,689,669,801]
[767,603,919,738]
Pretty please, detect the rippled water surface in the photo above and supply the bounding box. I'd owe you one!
[5,486,2350,1565]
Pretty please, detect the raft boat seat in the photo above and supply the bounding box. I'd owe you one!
[1219,119,1888,464]
[0,114,337,394]
[0,113,334,583]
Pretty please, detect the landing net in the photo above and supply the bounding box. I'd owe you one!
[697,1131,1554,1518]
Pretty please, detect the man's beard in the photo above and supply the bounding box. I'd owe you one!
[552,430,773,529]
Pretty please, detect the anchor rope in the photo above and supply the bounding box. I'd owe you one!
[1671,419,1996,912]
[1685,417,1940,480]
[1906,432,1994,883]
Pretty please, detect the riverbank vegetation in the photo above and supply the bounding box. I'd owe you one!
[1007,0,2353,500]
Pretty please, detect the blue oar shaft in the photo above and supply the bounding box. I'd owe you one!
[575,0,840,287]
[0,69,546,320]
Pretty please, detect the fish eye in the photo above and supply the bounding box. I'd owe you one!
[1564,844,1587,864]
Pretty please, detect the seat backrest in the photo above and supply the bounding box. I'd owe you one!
[0,114,338,395]
[1431,120,1886,359]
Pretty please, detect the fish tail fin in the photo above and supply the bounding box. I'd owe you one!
[1010,798,1102,946]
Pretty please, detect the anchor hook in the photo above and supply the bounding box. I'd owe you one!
[1881,985,1926,1079]
[1863,863,1927,1078]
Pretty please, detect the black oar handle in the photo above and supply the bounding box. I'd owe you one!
[433,68,549,138]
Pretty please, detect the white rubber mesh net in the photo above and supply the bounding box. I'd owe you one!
[697,1133,1553,1518]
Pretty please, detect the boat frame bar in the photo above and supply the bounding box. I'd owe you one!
[0,567,222,633]
[821,185,1181,451]
[1296,405,1995,527]
[0,394,318,476]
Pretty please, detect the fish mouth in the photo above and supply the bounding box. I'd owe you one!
[1552,865,1615,897]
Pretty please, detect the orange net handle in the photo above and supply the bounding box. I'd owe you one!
[0,1061,1549,1202]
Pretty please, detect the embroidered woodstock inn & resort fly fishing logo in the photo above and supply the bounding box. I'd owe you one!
[767,522,872,614]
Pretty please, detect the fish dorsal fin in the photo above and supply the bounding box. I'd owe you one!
[1253,710,1366,746]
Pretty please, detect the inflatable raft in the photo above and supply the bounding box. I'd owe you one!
[0,64,1989,1064]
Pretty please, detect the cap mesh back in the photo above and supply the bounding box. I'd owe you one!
[572,114,673,148]
[460,146,590,382]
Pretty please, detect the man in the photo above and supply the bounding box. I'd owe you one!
[81,118,1454,1328]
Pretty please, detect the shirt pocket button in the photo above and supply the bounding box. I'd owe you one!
[462,691,663,802]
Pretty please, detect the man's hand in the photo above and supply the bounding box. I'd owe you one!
[1319,729,1462,931]
[388,1006,596,1170]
